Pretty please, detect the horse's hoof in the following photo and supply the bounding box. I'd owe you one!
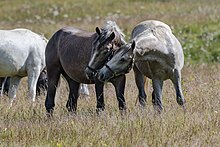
[153,104,163,114]
[177,97,186,106]
[46,112,53,118]
[182,103,187,113]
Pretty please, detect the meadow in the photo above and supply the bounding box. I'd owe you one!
[0,0,220,146]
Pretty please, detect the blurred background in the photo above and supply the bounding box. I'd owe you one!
[0,0,220,64]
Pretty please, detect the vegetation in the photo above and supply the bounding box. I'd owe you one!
[0,0,219,146]
[0,0,220,63]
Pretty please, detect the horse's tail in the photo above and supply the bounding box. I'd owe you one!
[45,29,63,89]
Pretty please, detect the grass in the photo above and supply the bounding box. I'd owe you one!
[0,0,220,146]
[0,64,220,146]
[0,0,220,62]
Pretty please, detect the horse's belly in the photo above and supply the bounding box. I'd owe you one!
[61,64,94,84]
[135,61,171,80]
[0,52,27,77]
[59,49,94,84]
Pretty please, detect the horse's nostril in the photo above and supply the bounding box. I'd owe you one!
[98,73,104,81]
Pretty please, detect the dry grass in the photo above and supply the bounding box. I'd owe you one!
[0,64,219,146]
[0,0,220,146]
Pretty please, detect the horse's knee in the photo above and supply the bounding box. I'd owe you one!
[29,89,36,102]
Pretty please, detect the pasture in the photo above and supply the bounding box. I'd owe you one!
[0,0,219,146]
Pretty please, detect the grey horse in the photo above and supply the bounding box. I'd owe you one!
[98,20,186,113]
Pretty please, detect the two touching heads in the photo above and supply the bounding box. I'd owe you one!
[85,21,127,80]
[85,21,136,82]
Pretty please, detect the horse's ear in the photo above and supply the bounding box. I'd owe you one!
[96,27,101,35]
[131,40,135,51]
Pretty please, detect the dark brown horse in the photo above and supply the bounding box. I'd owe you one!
[45,21,126,115]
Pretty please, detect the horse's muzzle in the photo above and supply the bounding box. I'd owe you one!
[85,66,98,80]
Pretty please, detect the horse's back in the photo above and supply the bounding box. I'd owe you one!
[0,28,47,77]
[132,20,184,70]
[131,20,172,39]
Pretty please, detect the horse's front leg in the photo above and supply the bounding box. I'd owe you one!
[95,81,105,113]
[110,75,127,112]
[152,78,163,113]
[133,65,147,107]
[8,76,21,106]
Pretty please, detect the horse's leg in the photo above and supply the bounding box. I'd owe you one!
[171,69,186,109]
[27,67,41,102]
[45,67,61,116]
[152,78,163,113]
[110,75,127,111]
[95,81,105,113]
[133,65,147,107]
[0,77,7,97]
[4,77,10,95]
[62,72,80,112]
[80,84,89,96]
[8,76,21,106]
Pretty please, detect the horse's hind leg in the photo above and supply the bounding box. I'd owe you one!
[8,76,21,106]
[62,72,80,112]
[0,77,7,97]
[45,67,61,115]
[152,78,163,113]
[110,75,127,111]
[27,67,41,102]
[171,69,186,109]
[133,65,147,107]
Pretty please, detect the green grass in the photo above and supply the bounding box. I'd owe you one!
[0,0,220,63]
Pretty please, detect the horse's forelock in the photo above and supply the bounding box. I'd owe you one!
[101,21,126,46]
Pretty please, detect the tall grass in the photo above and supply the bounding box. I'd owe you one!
[0,0,220,146]
[0,65,219,146]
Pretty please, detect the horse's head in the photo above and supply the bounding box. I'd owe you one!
[98,41,135,82]
[85,21,126,80]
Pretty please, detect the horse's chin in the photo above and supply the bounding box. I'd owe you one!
[98,74,111,82]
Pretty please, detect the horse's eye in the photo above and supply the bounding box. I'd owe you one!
[120,57,126,62]
[103,50,109,54]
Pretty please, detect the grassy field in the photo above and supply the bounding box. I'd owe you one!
[0,0,220,146]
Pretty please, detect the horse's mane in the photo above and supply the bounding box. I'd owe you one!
[101,20,126,46]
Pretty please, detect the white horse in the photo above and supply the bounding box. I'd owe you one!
[0,28,47,104]
[98,20,186,112]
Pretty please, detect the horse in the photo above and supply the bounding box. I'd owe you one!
[36,68,48,96]
[0,28,47,104]
[0,70,48,97]
[0,77,9,96]
[98,20,186,113]
[45,21,126,116]
[0,71,89,97]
